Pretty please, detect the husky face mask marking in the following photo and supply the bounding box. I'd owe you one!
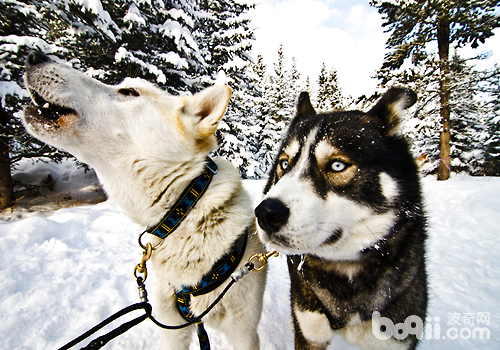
[255,88,427,350]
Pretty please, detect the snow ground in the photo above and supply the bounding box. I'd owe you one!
[1,162,499,350]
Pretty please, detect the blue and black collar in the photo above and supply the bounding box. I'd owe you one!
[146,157,217,239]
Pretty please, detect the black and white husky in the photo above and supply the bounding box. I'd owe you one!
[255,89,428,350]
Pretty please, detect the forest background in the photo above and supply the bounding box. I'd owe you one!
[1,0,500,210]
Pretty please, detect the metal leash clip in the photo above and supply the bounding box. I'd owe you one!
[248,250,279,272]
[134,242,153,282]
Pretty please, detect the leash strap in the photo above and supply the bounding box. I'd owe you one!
[57,302,151,350]
[146,157,217,239]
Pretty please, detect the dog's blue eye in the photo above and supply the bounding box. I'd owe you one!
[118,88,140,97]
[280,160,289,170]
[331,161,346,172]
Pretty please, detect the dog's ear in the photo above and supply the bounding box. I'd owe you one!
[296,92,316,118]
[180,85,231,150]
[367,87,417,135]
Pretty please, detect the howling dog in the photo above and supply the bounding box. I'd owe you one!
[255,89,427,350]
[22,52,265,350]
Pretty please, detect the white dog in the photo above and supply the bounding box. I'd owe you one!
[22,52,266,350]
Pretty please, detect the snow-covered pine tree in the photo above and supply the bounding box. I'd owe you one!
[449,55,490,175]
[398,53,494,176]
[267,45,294,124]
[251,54,274,178]
[482,64,500,175]
[371,0,500,180]
[304,76,312,95]
[290,57,304,102]
[258,45,303,176]
[316,63,344,112]
[0,1,70,208]
[194,0,261,178]
[51,0,204,92]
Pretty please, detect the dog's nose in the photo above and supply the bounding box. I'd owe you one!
[255,198,290,235]
[26,52,50,67]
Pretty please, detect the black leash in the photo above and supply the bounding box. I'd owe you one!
[57,256,271,350]
[57,300,151,350]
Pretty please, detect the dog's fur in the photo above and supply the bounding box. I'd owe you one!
[255,89,428,350]
[22,53,265,350]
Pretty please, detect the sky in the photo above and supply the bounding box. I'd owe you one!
[248,0,500,99]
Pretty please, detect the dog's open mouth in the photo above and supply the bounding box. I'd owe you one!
[25,88,77,128]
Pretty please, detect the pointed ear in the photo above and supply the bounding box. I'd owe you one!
[296,92,316,118]
[367,87,417,135]
[180,85,231,150]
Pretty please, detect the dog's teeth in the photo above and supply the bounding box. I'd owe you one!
[43,102,50,109]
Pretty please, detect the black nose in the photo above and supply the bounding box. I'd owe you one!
[255,198,290,235]
[26,52,50,67]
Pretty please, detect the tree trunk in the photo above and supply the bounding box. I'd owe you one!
[437,14,451,180]
[0,136,14,209]
[0,105,14,209]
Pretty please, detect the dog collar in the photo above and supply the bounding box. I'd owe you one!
[146,157,218,239]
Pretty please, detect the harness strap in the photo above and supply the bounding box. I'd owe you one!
[175,293,211,350]
[180,232,248,296]
[174,231,248,350]
[146,157,217,239]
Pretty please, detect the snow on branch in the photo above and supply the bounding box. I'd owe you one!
[0,81,29,108]
[0,35,67,54]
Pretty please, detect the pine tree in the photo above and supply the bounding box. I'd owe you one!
[0,1,69,208]
[449,55,490,175]
[305,76,312,95]
[268,45,292,124]
[482,65,500,175]
[249,55,271,177]
[194,0,261,178]
[260,46,298,173]
[290,57,303,100]
[53,0,203,91]
[250,55,279,178]
[252,46,307,177]
[397,53,496,176]
[316,63,344,112]
[371,0,500,180]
